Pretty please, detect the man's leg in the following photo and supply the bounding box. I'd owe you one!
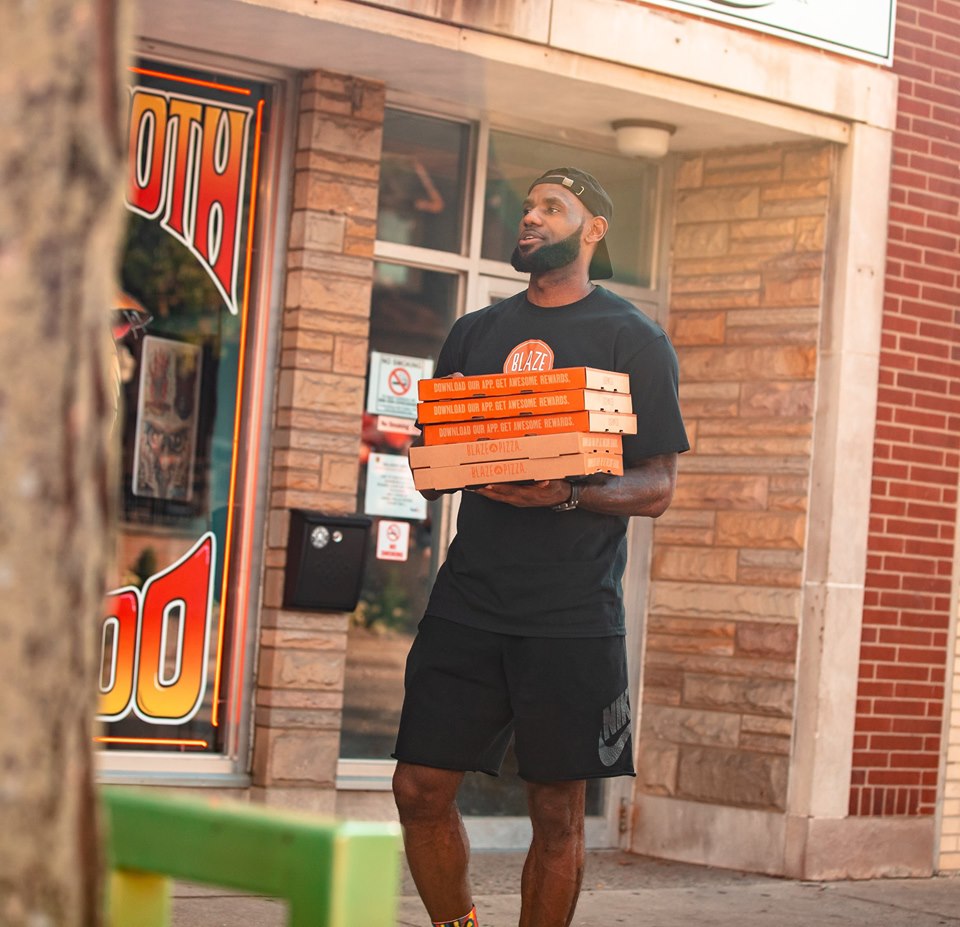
[519,778,586,927]
[393,760,474,923]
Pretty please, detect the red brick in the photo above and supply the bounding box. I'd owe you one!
[893,684,944,701]
[869,735,925,751]
[890,717,942,734]
[906,502,956,522]
[855,717,895,733]
[879,628,935,645]
[883,555,939,574]
[887,480,946,500]
[860,645,898,662]
[918,317,960,338]
[924,211,960,235]
[909,464,956,483]
[895,372,945,394]
[892,751,940,773]
[916,354,960,377]
[898,646,948,664]
[899,300,956,324]
[866,770,924,786]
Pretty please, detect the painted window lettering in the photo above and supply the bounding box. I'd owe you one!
[126,88,253,315]
[98,533,216,725]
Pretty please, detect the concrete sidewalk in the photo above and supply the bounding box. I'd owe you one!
[171,848,960,927]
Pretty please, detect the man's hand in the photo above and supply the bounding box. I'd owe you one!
[471,453,679,518]
[473,479,571,508]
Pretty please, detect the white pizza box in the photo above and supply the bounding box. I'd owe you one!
[409,431,623,470]
[412,452,624,492]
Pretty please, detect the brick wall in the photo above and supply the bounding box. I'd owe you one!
[639,144,832,810]
[848,0,960,823]
[251,71,385,808]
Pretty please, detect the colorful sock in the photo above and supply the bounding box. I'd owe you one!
[432,905,478,927]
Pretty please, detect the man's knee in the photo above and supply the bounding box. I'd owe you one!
[526,780,586,845]
[393,762,463,824]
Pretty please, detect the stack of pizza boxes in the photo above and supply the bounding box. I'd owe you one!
[408,367,636,492]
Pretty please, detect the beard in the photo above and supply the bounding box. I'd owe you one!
[510,223,583,274]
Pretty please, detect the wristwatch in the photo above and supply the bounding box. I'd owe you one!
[551,480,581,512]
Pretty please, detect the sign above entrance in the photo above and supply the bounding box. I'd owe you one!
[644,0,896,64]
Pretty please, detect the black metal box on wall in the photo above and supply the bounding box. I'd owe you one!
[284,510,372,611]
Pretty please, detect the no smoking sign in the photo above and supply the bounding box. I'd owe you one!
[376,519,410,562]
[366,350,433,420]
[388,366,412,397]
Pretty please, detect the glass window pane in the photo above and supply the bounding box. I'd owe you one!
[99,61,271,757]
[377,110,471,254]
[340,263,460,760]
[483,131,659,288]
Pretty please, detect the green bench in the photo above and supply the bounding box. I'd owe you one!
[103,787,401,927]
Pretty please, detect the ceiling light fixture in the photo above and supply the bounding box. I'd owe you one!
[612,120,677,159]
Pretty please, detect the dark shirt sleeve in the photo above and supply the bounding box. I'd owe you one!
[620,332,689,465]
[432,315,468,379]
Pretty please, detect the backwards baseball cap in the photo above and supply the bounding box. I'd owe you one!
[528,167,614,280]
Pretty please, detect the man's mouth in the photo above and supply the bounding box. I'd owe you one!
[518,232,542,245]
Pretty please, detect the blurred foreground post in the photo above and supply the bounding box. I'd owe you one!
[0,1,129,923]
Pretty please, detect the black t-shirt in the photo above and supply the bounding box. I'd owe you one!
[424,286,689,638]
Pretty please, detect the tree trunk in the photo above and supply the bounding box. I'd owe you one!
[0,1,129,923]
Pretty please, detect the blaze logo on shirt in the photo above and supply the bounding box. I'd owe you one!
[503,339,555,373]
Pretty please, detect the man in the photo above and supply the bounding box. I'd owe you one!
[393,168,689,927]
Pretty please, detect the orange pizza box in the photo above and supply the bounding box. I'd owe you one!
[422,410,637,445]
[409,431,623,470]
[417,388,633,424]
[413,452,625,492]
[418,366,630,401]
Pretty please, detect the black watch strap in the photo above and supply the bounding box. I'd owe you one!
[551,480,581,512]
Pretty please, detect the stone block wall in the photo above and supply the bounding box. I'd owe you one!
[638,143,833,811]
[251,70,385,809]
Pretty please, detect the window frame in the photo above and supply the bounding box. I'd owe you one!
[96,44,298,785]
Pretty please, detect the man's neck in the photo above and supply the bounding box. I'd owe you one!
[525,266,595,307]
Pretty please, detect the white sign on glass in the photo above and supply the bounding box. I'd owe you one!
[366,351,434,421]
[364,452,427,520]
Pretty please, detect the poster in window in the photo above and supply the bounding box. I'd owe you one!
[131,335,202,501]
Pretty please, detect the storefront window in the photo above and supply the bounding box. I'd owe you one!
[376,110,471,254]
[98,61,271,758]
[483,131,660,288]
[340,262,460,759]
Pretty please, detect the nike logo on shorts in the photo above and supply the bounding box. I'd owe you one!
[598,688,631,767]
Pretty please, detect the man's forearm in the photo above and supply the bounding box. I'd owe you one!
[578,453,678,518]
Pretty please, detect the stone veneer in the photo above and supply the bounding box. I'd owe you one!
[251,70,385,810]
[638,143,832,811]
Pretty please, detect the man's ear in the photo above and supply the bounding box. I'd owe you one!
[584,214,609,244]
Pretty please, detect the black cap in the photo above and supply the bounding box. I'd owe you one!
[527,167,614,280]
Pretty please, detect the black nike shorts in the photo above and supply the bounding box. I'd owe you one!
[393,615,636,781]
